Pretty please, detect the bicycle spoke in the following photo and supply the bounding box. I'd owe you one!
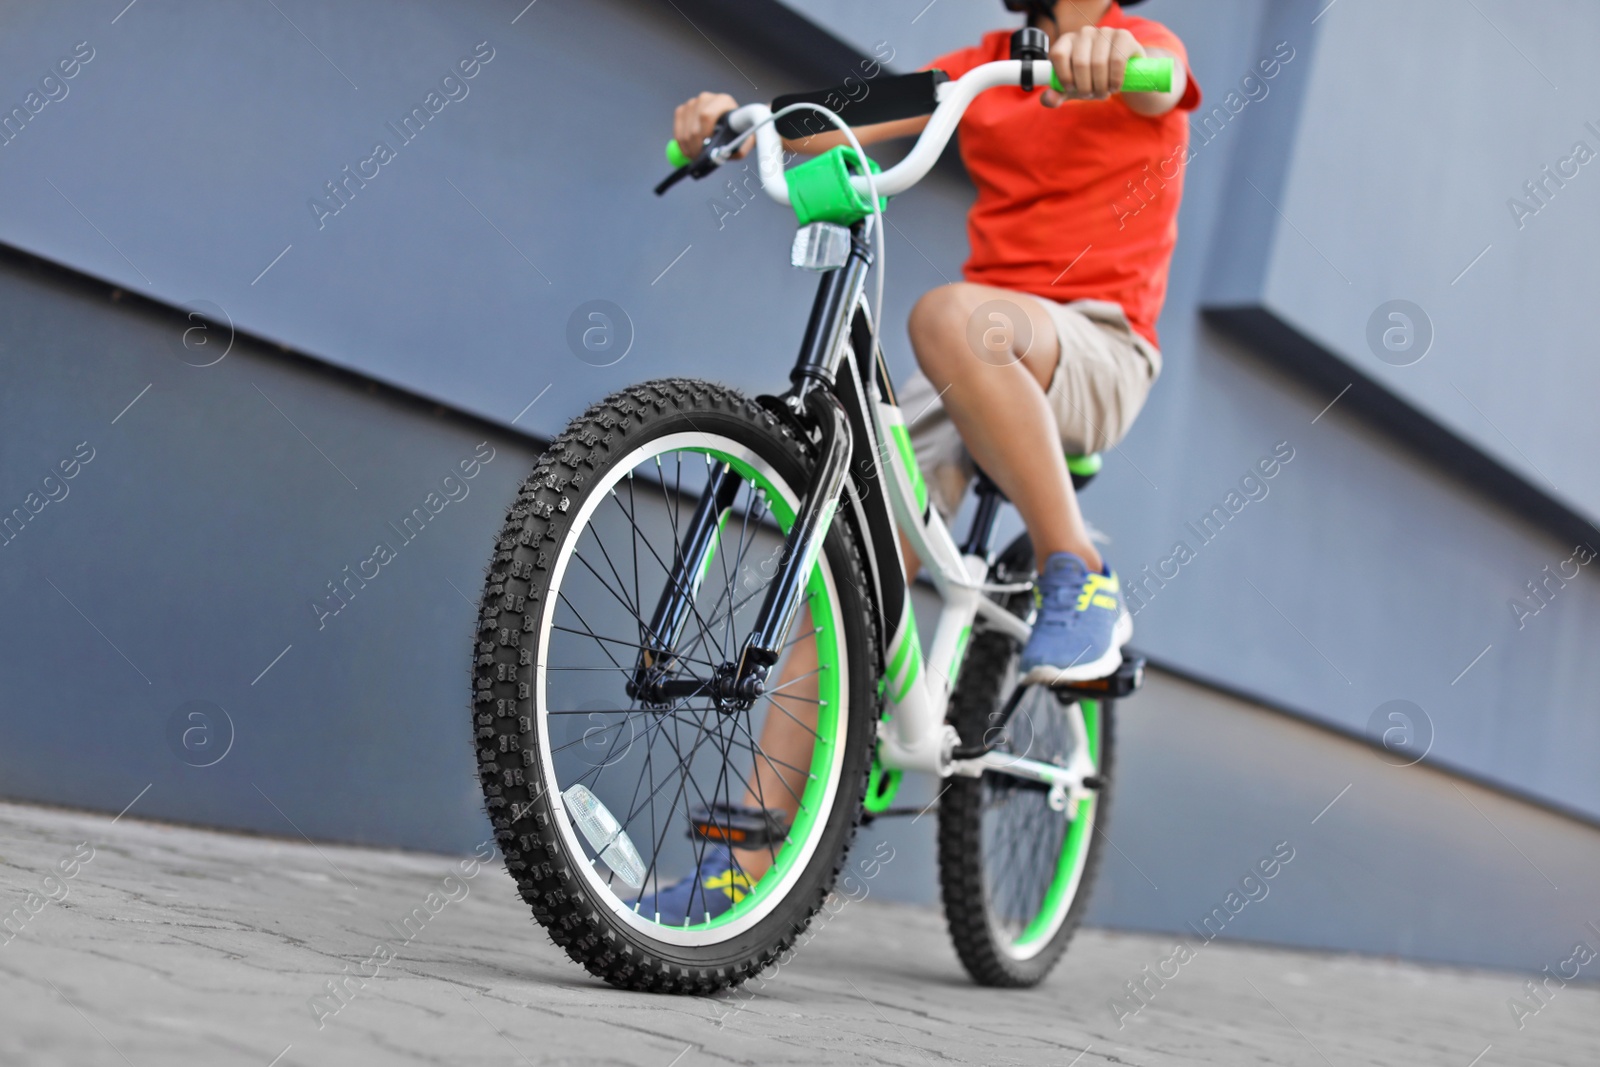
[759,690,825,741]
[726,712,810,813]
[584,509,644,619]
[763,665,829,703]
[549,620,721,671]
[569,547,644,625]
[521,431,848,943]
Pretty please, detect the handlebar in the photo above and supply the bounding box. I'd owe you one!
[1056,54,1171,95]
[661,56,1173,203]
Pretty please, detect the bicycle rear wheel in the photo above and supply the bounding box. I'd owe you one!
[937,535,1114,987]
[472,379,878,993]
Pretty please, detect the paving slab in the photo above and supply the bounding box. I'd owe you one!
[0,800,1592,1066]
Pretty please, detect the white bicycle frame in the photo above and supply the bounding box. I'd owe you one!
[858,326,1097,808]
[724,59,1099,801]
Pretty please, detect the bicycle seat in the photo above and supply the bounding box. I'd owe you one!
[1065,452,1102,490]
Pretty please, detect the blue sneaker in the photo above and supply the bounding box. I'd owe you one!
[631,845,755,925]
[1018,552,1132,686]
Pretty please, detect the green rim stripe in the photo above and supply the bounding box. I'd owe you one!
[672,447,842,932]
[1013,699,1100,948]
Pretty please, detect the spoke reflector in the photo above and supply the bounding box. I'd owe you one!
[563,784,647,888]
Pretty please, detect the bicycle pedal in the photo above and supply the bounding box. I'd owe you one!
[687,802,790,850]
[1053,654,1146,700]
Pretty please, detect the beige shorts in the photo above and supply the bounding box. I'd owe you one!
[900,296,1161,518]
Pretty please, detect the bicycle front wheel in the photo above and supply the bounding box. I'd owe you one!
[472,379,878,994]
[938,536,1114,987]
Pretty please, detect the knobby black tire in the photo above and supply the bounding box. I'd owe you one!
[471,378,879,994]
[937,535,1116,987]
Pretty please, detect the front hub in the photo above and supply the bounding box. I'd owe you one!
[626,660,764,712]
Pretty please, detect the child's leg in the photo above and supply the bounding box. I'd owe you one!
[736,282,1147,871]
[733,531,919,879]
[906,283,1102,571]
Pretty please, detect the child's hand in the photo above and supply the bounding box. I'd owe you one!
[1041,26,1145,106]
[673,92,752,159]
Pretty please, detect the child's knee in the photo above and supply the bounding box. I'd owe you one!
[909,285,984,377]
[909,286,966,345]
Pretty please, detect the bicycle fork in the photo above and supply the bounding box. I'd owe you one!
[628,389,852,709]
[632,227,871,710]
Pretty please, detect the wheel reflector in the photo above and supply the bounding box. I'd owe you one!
[563,784,647,889]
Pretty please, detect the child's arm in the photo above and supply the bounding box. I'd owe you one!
[672,90,928,160]
[781,115,930,156]
[1040,27,1187,117]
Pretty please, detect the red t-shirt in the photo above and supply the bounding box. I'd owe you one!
[929,4,1201,348]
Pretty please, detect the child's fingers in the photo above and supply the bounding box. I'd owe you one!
[1108,31,1145,94]
[1070,30,1096,97]
[673,101,695,153]
[1090,29,1114,97]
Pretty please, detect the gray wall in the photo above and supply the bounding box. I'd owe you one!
[2,0,1598,970]
[1207,0,1600,523]
[0,253,534,853]
[859,664,1600,974]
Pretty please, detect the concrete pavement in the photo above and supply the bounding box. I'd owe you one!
[0,799,1593,1066]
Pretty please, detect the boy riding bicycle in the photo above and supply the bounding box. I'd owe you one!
[648,0,1199,920]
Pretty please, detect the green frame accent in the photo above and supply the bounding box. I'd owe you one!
[888,423,928,513]
[1012,699,1101,949]
[655,447,844,932]
[787,145,888,228]
[883,596,924,704]
[863,760,903,814]
[947,624,972,688]
[893,640,922,704]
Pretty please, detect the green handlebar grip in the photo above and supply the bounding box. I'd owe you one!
[666,139,691,169]
[1049,55,1173,95]
[1122,56,1174,93]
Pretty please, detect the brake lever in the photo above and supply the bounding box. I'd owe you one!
[653,111,739,196]
[653,166,692,196]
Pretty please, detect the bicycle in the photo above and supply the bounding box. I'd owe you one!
[472,32,1163,993]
